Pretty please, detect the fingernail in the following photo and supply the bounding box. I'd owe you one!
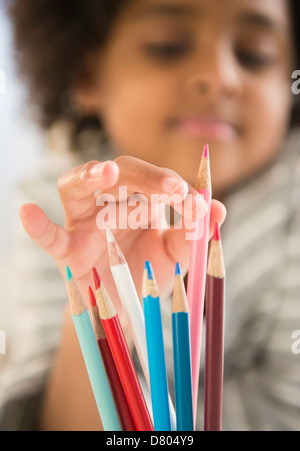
[90,162,110,177]
[89,163,103,177]
[161,177,189,197]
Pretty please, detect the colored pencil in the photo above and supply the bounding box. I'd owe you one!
[93,268,154,432]
[204,223,225,431]
[186,144,212,424]
[89,286,136,431]
[172,263,193,431]
[65,266,122,431]
[106,228,176,430]
[106,228,150,385]
[142,261,171,431]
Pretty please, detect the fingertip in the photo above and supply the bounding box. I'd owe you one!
[90,160,119,187]
[19,203,47,238]
[101,160,120,183]
[19,202,33,216]
[19,203,40,224]
[209,199,227,238]
[211,199,227,225]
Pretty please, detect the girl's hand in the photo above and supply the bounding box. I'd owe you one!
[20,155,226,431]
[19,156,226,313]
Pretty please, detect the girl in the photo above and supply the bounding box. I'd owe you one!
[1,0,300,430]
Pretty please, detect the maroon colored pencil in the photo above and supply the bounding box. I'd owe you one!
[89,286,136,431]
[204,223,225,431]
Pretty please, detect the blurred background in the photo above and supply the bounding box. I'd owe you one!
[0,0,46,359]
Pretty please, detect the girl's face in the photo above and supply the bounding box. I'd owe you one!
[79,0,294,197]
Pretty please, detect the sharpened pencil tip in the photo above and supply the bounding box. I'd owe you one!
[65,266,73,282]
[88,286,97,308]
[92,267,101,290]
[213,222,221,241]
[202,143,209,158]
[106,227,115,243]
[145,261,153,280]
[175,262,181,276]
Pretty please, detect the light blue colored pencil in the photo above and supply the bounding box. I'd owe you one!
[66,266,122,431]
[172,263,193,431]
[142,261,171,431]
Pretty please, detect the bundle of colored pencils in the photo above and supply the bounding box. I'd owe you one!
[65,144,226,431]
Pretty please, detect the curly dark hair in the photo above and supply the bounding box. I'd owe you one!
[9,0,127,149]
[7,0,300,149]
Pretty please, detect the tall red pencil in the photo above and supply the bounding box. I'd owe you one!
[93,268,154,432]
[187,144,212,425]
[204,223,225,431]
[89,287,136,431]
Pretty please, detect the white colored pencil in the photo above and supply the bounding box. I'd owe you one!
[106,228,176,431]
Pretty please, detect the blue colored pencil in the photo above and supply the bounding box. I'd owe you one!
[142,261,171,431]
[172,263,193,431]
[66,266,122,431]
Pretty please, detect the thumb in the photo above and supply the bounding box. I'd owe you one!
[19,203,70,261]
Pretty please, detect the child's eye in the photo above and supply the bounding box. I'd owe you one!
[237,49,277,71]
[143,42,190,60]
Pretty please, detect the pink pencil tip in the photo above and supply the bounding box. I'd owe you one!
[202,144,209,158]
[88,286,97,308]
[213,222,221,241]
[92,267,101,290]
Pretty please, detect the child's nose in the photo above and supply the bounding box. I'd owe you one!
[184,41,243,102]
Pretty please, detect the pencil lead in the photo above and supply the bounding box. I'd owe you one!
[145,261,153,280]
[89,286,97,308]
[93,267,101,290]
[196,144,211,192]
[66,266,73,282]
[106,227,115,243]
[175,262,181,276]
[213,222,221,241]
[202,144,209,159]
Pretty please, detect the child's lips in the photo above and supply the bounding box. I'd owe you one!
[172,117,239,140]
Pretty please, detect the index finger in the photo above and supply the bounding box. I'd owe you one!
[114,155,190,199]
[58,160,119,223]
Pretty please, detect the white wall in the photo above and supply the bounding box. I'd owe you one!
[0,1,45,349]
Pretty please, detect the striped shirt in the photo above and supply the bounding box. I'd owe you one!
[0,131,300,431]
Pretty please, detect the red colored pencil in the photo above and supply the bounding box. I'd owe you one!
[89,286,136,431]
[204,223,225,431]
[92,268,154,432]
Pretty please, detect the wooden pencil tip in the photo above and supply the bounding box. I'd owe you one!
[106,227,115,243]
[88,286,97,308]
[202,143,209,159]
[92,267,101,290]
[145,261,153,280]
[175,262,181,276]
[213,222,221,241]
[65,266,73,282]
